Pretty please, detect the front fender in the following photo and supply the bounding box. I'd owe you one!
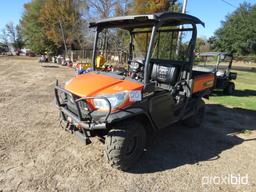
[105,108,157,131]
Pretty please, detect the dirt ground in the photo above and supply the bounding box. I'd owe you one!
[0,57,255,192]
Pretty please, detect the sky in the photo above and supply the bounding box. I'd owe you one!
[0,0,30,29]
[187,0,256,38]
[0,0,255,38]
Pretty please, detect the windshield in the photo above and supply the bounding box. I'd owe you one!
[194,53,232,69]
[92,25,194,72]
[152,29,193,62]
[95,28,130,71]
[132,26,193,62]
[133,32,151,60]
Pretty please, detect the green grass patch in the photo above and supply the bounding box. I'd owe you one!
[209,70,256,111]
[240,129,252,135]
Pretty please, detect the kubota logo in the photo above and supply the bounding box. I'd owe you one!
[203,80,214,87]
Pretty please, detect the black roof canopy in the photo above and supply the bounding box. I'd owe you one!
[89,12,204,29]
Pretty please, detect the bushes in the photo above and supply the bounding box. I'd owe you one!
[234,55,256,63]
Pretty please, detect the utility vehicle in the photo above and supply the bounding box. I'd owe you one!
[193,52,237,95]
[55,12,215,170]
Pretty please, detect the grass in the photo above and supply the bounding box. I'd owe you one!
[240,129,253,135]
[209,70,256,111]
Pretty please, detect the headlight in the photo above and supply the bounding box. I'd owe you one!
[93,90,142,111]
[93,92,128,111]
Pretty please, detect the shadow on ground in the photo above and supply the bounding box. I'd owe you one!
[41,65,60,68]
[212,89,256,97]
[129,104,256,173]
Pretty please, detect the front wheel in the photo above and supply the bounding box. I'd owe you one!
[105,120,146,171]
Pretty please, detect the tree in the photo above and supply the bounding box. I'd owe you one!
[0,22,25,51]
[133,0,170,14]
[196,37,210,53]
[39,0,85,53]
[88,0,117,18]
[212,3,256,55]
[21,0,87,54]
[114,0,133,16]
[129,0,180,60]
[6,23,16,45]
[0,28,9,49]
[14,25,25,50]
[21,0,49,54]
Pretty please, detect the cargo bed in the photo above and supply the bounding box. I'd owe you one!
[192,70,215,93]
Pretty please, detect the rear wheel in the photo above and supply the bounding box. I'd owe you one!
[223,82,235,95]
[105,120,146,171]
[183,99,205,128]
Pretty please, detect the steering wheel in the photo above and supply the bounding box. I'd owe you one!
[128,59,144,71]
[127,59,144,79]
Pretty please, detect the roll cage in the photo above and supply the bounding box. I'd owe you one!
[89,12,205,88]
[197,52,233,71]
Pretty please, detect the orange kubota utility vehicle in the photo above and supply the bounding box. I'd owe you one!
[55,12,215,170]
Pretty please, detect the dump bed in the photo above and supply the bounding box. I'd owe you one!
[192,70,215,93]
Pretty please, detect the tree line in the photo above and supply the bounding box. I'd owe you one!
[205,2,256,58]
[0,0,255,58]
[0,0,178,55]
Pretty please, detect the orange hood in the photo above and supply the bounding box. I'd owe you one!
[64,72,143,97]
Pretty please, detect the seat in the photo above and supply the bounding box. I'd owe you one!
[216,70,225,77]
[151,62,179,86]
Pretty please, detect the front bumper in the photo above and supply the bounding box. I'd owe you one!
[54,80,111,130]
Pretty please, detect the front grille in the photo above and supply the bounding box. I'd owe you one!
[65,94,89,119]
[66,96,78,114]
[55,85,111,124]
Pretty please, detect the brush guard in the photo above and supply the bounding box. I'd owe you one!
[54,80,112,144]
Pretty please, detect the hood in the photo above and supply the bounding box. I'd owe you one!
[64,72,143,97]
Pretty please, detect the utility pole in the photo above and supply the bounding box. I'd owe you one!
[59,20,68,58]
[181,0,188,14]
[176,0,188,55]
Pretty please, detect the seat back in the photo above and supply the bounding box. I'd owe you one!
[151,62,179,85]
